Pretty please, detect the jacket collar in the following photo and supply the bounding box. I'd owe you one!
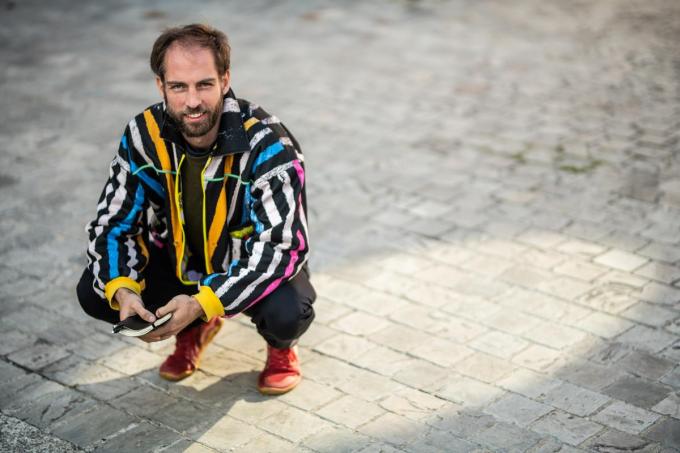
[159,88,251,156]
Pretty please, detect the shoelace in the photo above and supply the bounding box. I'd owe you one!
[267,347,295,371]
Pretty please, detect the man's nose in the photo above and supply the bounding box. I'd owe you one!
[185,86,201,109]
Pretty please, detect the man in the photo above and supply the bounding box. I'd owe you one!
[76,24,316,395]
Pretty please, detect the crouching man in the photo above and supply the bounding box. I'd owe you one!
[77,24,316,395]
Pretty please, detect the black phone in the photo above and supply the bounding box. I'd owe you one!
[112,313,172,337]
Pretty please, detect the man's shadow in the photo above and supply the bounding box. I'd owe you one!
[34,324,288,452]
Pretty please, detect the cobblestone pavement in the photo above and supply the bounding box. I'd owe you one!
[2,0,680,451]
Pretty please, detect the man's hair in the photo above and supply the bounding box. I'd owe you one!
[150,24,231,81]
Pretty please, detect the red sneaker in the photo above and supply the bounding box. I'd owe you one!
[159,317,223,381]
[257,345,301,395]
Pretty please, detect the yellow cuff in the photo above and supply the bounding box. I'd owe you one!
[194,285,225,321]
[104,277,142,310]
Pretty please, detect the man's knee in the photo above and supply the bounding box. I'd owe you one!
[262,300,315,341]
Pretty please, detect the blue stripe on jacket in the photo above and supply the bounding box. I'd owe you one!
[252,141,284,173]
[107,183,146,279]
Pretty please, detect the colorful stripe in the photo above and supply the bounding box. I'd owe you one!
[252,141,284,173]
[107,183,145,278]
[143,109,184,279]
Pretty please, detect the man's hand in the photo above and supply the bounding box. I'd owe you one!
[115,288,156,323]
[141,295,205,342]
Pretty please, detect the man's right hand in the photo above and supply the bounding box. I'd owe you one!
[114,288,156,323]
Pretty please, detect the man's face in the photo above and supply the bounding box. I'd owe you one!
[156,43,230,141]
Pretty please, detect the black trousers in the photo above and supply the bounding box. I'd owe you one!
[76,245,316,349]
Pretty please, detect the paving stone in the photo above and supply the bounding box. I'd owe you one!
[531,410,603,446]
[581,428,660,453]
[620,302,678,327]
[540,382,610,417]
[554,260,609,282]
[513,344,564,373]
[588,342,635,366]
[0,359,27,383]
[391,358,451,391]
[471,421,543,452]
[330,311,391,336]
[638,242,680,264]
[576,311,635,339]
[592,401,661,435]
[556,240,607,257]
[93,421,182,453]
[98,345,164,376]
[603,376,671,409]
[304,355,370,387]
[314,333,377,362]
[301,425,374,453]
[278,378,343,412]
[485,393,552,426]
[428,408,495,438]
[469,330,529,359]
[642,417,680,448]
[617,325,677,353]
[51,404,137,448]
[652,392,680,419]
[536,277,593,302]
[636,261,680,285]
[481,308,543,336]
[358,412,426,448]
[661,366,680,389]
[236,433,298,453]
[378,388,448,422]
[196,416,263,451]
[553,359,625,391]
[42,355,139,401]
[259,406,329,443]
[575,284,639,314]
[596,271,648,289]
[371,324,433,354]
[453,352,516,383]
[640,282,680,306]
[411,338,473,367]
[594,250,648,272]
[408,428,478,453]
[436,375,505,407]
[497,368,563,400]
[337,369,407,402]
[7,342,71,371]
[226,392,289,425]
[523,322,587,350]
[616,350,675,380]
[110,384,176,418]
[316,395,385,429]
[516,229,567,249]
[0,329,37,355]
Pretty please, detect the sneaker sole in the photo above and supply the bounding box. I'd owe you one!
[158,318,224,382]
[257,375,302,395]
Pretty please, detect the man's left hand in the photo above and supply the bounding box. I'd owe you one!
[141,295,205,342]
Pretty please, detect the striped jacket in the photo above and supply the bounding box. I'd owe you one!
[86,89,310,320]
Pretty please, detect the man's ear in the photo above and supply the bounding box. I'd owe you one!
[155,76,165,98]
[221,70,231,95]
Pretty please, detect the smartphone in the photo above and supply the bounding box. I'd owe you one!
[112,313,172,337]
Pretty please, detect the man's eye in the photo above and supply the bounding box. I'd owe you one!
[170,85,184,91]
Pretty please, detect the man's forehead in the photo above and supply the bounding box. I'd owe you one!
[164,42,219,76]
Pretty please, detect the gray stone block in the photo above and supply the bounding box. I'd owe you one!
[603,376,671,409]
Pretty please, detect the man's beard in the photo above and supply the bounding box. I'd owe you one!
[165,95,223,138]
